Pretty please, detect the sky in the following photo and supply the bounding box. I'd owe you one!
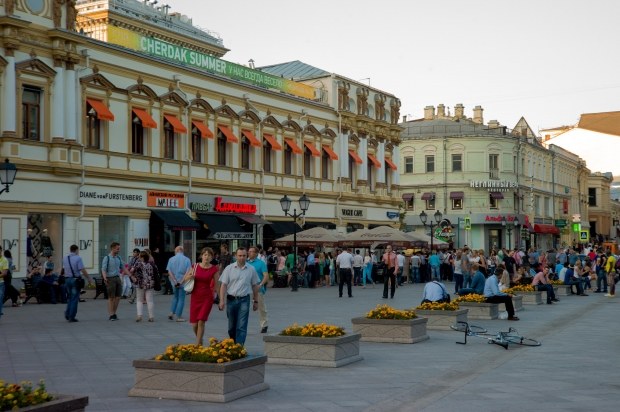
[164,0,620,134]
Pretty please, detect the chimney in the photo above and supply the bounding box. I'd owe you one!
[488,120,500,129]
[473,105,484,124]
[437,104,446,118]
[454,103,464,119]
[402,115,407,122]
[424,105,435,120]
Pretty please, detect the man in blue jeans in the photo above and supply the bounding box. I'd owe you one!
[62,245,93,322]
[166,246,191,322]
[218,247,260,345]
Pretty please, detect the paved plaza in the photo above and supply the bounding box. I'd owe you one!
[1,281,619,411]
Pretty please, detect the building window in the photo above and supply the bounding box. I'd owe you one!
[489,154,499,179]
[163,120,175,159]
[321,149,329,179]
[217,130,227,166]
[349,155,357,189]
[263,141,272,173]
[490,194,499,209]
[191,127,202,163]
[588,188,596,206]
[284,144,292,175]
[303,147,312,177]
[452,154,462,172]
[403,197,414,211]
[404,156,413,173]
[86,103,101,149]
[367,161,375,192]
[425,155,434,173]
[452,198,463,210]
[426,198,435,210]
[22,86,41,141]
[241,136,250,169]
[131,113,145,155]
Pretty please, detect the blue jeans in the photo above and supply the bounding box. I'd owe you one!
[453,273,464,294]
[431,265,440,280]
[411,267,420,283]
[226,295,250,345]
[0,282,5,316]
[64,278,80,321]
[463,273,472,288]
[170,285,186,318]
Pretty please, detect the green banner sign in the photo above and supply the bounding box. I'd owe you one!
[108,26,316,100]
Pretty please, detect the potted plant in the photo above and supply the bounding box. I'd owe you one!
[504,285,543,305]
[454,294,499,320]
[415,301,468,330]
[0,379,88,411]
[129,338,268,403]
[263,323,363,367]
[351,304,429,343]
[550,279,572,296]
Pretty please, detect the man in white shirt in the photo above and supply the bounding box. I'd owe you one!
[336,248,354,298]
[396,251,405,286]
[421,280,450,303]
[352,250,364,286]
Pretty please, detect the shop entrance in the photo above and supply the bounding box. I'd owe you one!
[488,228,501,251]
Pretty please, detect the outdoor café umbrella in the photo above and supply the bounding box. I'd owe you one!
[273,226,345,248]
[340,226,416,248]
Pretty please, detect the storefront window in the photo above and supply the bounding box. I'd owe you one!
[99,215,128,262]
[27,213,63,272]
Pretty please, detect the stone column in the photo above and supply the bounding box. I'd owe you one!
[2,54,17,138]
[339,129,349,179]
[51,65,65,139]
[377,140,385,184]
[359,137,368,181]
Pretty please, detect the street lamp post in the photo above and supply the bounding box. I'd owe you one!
[419,210,442,282]
[502,216,521,250]
[280,193,311,292]
[0,158,17,196]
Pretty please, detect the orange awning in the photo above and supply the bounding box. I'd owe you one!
[164,114,187,133]
[263,134,282,150]
[385,158,398,170]
[348,150,363,164]
[132,108,157,129]
[578,111,620,137]
[285,138,303,154]
[241,129,262,147]
[218,125,239,143]
[322,145,339,160]
[367,153,381,168]
[86,99,115,121]
[303,141,321,157]
[191,120,214,138]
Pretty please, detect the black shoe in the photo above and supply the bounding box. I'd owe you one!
[68,318,79,323]
[109,314,118,321]
[339,295,342,298]
[382,296,388,299]
[579,294,589,296]
[348,295,353,298]
[547,301,553,304]
[65,315,69,320]
[261,327,268,333]
[551,298,560,302]
[594,290,602,293]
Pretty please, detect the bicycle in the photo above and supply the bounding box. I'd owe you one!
[451,321,541,349]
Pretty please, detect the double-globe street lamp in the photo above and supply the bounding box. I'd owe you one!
[501,216,521,250]
[420,210,442,282]
[280,193,311,292]
[0,158,18,196]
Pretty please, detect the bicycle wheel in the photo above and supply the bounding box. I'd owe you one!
[504,335,541,346]
[450,323,487,334]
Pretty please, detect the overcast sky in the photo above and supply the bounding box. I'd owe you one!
[165,0,619,134]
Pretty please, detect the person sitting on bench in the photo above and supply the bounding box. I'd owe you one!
[563,264,588,296]
[421,280,450,303]
[457,263,485,295]
[484,269,519,321]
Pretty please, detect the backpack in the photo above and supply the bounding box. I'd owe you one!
[615,258,620,271]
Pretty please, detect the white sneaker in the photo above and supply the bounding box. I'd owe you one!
[604,294,614,297]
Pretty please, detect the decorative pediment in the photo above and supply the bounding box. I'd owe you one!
[262,115,283,130]
[238,109,260,123]
[448,143,466,151]
[303,124,321,137]
[214,104,239,119]
[189,98,214,113]
[348,133,360,144]
[15,58,57,78]
[385,142,394,151]
[368,138,378,148]
[79,72,117,91]
[159,90,188,107]
[127,81,158,101]
[282,117,302,132]
[320,126,337,138]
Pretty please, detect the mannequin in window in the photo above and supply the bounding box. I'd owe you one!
[27,228,34,259]
[41,229,54,257]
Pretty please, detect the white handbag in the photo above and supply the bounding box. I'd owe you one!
[183,264,197,293]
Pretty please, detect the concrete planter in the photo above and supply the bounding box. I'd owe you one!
[351,317,429,343]
[415,309,468,330]
[512,295,523,312]
[554,285,572,296]
[516,291,543,305]
[263,333,363,367]
[18,395,88,411]
[457,302,498,320]
[129,356,269,403]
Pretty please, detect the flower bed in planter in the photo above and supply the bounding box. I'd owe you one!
[129,356,269,403]
[512,295,523,312]
[554,284,573,296]
[17,395,89,412]
[263,334,363,367]
[515,291,543,305]
[456,302,498,320]
[415,309,468,330]
[351,317,429,343]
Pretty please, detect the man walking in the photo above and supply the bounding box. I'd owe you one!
[167,246,191,322]
[63,244,93,322]
[336,248,354,298]
[382,245,398,299]
[352,249,363,286]
[247,246,269,333]
[218,247,260,345]
[101,242,130,320]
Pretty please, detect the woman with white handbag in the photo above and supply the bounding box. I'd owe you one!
[182,247,219,346]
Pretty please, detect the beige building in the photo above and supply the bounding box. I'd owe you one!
[0,0,401,276]
[400,104,589,252]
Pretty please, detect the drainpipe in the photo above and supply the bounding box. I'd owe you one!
[336,110,343,227]
[443,137,448,214]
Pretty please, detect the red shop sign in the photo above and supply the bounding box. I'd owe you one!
[214,196,257,214]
